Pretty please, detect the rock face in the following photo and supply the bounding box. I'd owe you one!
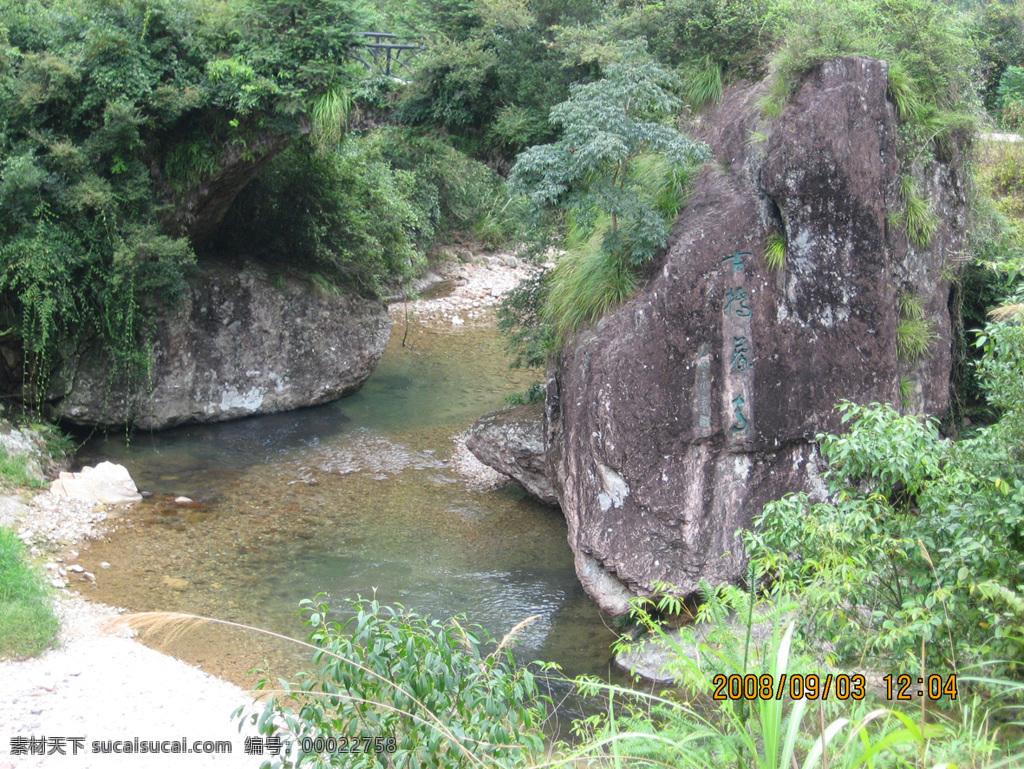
[546,58,968,615]
[466,403,558,506]
[53,261,392,429]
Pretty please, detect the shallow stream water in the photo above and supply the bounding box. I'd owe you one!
[73,316,627,722]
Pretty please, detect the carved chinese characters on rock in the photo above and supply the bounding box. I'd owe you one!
[721,249,753,439]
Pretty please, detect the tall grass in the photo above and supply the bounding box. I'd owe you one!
[764,230,787,272]
[0,525,59,659]
[543,215,638,345]
[897,174,940,249]
[682,56,725,112]
[897,292,938,362]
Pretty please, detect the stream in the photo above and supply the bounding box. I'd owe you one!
[72,311,629,725]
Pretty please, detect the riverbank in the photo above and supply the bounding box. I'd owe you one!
[0,251,546,768]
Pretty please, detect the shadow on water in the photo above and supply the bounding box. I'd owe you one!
[75,319,635,729]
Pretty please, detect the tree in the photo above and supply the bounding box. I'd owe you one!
[509,40,710,270]
[506,41,709,343]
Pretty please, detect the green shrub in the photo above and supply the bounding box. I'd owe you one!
[0,0,364,406]
[368,129,526,249]
[497,270,554,371]
[0,525,58,659]
[239,596,549,769]
[570,587,961,769]
[509,41,708,345]
[216,138,427,296]
[764,0,980,152]
[745,356,1024,675]
[0,447,44,488]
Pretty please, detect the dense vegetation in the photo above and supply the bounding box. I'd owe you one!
[4,0,1024,764]
[0,525,58,659]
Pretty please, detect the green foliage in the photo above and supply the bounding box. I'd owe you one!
[973,0,1024,113]
[896,292,937,362]
[897,174,940,248]
[369,130,526,248]
[899,375,916,408]
[571,589,953,769]
[681,56,725,111]
[543,216,639,345]
[497,270,554,370]
[0,0,368,410]
[764,0,980,152]
[587,0,784,82]
[239,595,548,768]
[216,138,427,296]
[0,525,58,659]
[746,346,1024,674]
[764,230,787,272]
[509,41,708,342]
[394,0,599,164]
[503,382,546,406]
[0,447,43,488]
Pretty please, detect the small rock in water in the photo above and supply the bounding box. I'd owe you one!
[174,496,193,505]
[161,576,190,590]
[68,564,85,574]
[100,561,111,569]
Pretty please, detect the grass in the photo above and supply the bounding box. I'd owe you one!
[899,376,916,408]
[897,292,938,362]
[682,56,724,112]
[887,55,928,124]
[0,525,59,659]
[0,446,45,488]
[544,215,638,346]
[898,174,939,249]
[764,230,787,272]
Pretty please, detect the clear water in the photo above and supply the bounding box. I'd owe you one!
[75,318,626,715]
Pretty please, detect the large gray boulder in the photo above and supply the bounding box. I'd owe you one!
[466,402,558,506]
[546,58,968,615]
[52,261,391,429]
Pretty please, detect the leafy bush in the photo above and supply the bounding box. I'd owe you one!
[0,525,58,659]
[601,0,785,89]
[509,41,709,344]
[497,270,554,371]
[215,138,427,296]
[571,587,965,769]
[746,376,1024,674]
[763,0,980,150]
[0,0,364,407]
[239,596,549,769]
[368,130,527,249]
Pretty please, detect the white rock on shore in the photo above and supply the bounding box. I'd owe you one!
[49,462,143,505]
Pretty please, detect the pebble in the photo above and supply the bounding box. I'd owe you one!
[388,252,543,330]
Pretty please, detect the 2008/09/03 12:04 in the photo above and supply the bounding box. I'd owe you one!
[711,674,958,701]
